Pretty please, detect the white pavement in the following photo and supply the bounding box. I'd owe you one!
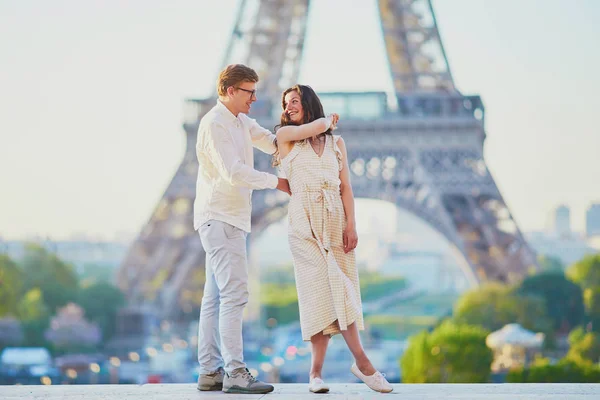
[2,383,600,399]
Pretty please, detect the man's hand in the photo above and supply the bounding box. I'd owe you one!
[276,178,291,195]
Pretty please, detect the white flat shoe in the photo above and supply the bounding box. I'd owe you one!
[350,363,393,393]
[309,377,330,393]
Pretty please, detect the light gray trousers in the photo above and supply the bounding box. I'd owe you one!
[197,219,249,374]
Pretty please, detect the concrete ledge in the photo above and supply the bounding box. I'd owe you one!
[2,383,600,399]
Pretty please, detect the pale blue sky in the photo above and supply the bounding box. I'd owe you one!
[0,0,599,240]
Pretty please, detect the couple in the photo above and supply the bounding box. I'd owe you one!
[193,64,392,394]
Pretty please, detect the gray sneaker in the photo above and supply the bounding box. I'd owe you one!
[223,367,274,394]
[197,367,224,391]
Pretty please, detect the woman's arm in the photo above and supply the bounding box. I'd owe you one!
[276,114,339,144]
[336,137,358,253]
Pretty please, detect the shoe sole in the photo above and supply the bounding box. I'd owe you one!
[309,387,330,393]
[197,383,223,391]
[351,368,393,393]
[223,385,275,394]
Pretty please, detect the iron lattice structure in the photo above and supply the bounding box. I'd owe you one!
[116,0,537,321]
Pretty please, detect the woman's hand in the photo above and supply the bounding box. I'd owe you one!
[328,113,340,130]
[343,223,358,253]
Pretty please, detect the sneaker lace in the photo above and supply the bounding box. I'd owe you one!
[374,371,388,386]
[240,368,257,384]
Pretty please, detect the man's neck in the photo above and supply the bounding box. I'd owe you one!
[220,99,239,117]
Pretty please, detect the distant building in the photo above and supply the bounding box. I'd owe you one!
[586,203,600,238]
[526,231,596,266]
[553,205,571,237]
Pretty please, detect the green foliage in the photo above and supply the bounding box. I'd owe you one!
[260,283,298,306]
[260,283,299,325]
[507,359,600,383]
[537,255,565,274]
[259,272,405,326]
[0,254,24,317]
[452,283,552,334]
[261,264,295,284]
[567,254,600,290]
[13,288,53,350]
[0,246,127,352]
[20,244,79,313]
[21,315,52,350]
[359,274,406,302]
[78,263,115,285]
[17,288,49,321]
[365,315,438,340]
[568,326,586,346]
[400,320,493,383]
[260,272,405,306]
[566,330,600,364]
[566,254,600,332]
[583,287,600,331]
[263,302,300,326]
[77,283,125,343]
[515,272,584,333]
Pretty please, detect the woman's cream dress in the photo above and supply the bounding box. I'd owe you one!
[280,134,364,341]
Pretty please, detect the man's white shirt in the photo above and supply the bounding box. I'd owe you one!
[194,100,278,233]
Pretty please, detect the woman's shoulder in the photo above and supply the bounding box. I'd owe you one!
[331,135,344,171]
[332,134,345,151]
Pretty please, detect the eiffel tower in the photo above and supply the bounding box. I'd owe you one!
[116,0,538,321]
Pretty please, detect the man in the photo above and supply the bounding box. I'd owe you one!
[194,64,289,394]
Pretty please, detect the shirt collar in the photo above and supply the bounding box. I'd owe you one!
[215,100,240,125]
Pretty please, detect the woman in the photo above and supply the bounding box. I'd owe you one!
[274,85,392,393]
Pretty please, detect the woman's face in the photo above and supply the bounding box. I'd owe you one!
[284,90,304,124]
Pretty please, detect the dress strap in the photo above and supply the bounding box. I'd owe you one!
[332,135,343,171]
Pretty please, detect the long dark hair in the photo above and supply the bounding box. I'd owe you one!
[273,85,331,166]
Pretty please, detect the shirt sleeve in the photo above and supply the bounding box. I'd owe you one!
[201,122,278,190]
[245,116,278,155]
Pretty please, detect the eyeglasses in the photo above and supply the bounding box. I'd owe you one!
[236,87,257,98]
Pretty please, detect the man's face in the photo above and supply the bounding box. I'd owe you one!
[230,81,257,115]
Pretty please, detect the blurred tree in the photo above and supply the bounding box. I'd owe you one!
[78,263,115,285]
[0,254,23,317]
[400,320,493,383]
[17,288,52,348]
[359,274,406,302]
[0,317,24,349]
[17,288,48,321]
[261,283,299,325]
[537,255,565,274]
[515,272,584,334]
[568,326,587,346]
[507,359,600,383]
[20,243,79,313]
[453,283,552,334]
[44,303,101,354]
[583,287,600,332]
[567,254,600,290]
[566,329,600,365]
[77,282,125,344]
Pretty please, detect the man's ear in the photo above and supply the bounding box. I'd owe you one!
[226,86,235,98]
